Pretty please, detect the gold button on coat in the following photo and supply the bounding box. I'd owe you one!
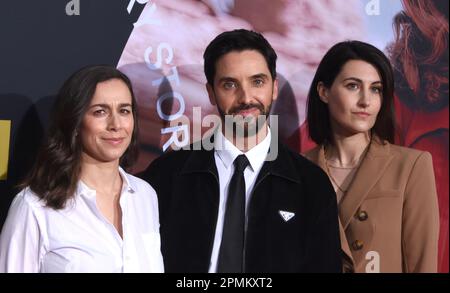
[357,210,368,221]
[352,240,364,250]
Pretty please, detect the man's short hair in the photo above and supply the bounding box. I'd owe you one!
[203,29,277,86]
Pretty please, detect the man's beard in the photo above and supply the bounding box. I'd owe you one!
[218,102,272,138]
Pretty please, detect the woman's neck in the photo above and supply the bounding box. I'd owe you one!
[326,132,371,167]
[80,158,122,194]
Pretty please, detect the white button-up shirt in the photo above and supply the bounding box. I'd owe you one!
[208,129,271,273]
[0,168,164,273]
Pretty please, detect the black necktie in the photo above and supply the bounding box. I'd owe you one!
[217,154,249,273]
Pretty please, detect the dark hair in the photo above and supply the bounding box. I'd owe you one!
[203,29,277,86]
[306,40,395,145]
[388,0,448,110]
[21,65,139,209]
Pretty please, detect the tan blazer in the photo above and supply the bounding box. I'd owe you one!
[304,138,439,273]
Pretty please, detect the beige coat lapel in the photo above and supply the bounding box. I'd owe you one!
[339,218,353,267]
[315,139,394,267]
[316,146,354,264]
[338,139,394,230]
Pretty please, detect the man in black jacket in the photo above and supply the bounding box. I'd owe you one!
[140,29,341,273]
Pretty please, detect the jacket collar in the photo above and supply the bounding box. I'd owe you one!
[256,143,302,185]
[180,145,218,178]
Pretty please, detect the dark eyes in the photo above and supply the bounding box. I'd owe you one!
[222,79,265,90]
[253,79,264,87]
[92,108,132,116]
[223,81,236,89]
[345,83,359,90]
[345,83,382,94]
[371,87,382,94]
[120,108,132,114]
[93,109,106,116]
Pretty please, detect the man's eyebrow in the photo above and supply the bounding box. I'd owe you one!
[251,73,269,80]
[217,77,238,83]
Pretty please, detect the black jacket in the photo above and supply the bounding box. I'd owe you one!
[140,142,342,272]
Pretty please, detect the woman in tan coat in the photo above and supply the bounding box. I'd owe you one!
[304,41,439,273]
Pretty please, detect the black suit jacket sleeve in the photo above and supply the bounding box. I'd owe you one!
[138,152,173,224]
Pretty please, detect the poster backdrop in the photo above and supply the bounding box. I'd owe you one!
[0,0,448,272]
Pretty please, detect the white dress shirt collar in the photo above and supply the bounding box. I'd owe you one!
[77,166,136,200]
[214,127,272,171]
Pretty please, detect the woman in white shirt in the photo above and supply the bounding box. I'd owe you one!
[0,65,164,273]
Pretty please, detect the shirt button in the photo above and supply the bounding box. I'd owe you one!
[357,210,368,221]
[352,240,364,251]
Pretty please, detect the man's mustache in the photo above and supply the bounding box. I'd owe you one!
[228,103,265,115]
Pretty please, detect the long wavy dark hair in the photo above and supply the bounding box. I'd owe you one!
[21,65,139,209]
[388,0,449,110]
